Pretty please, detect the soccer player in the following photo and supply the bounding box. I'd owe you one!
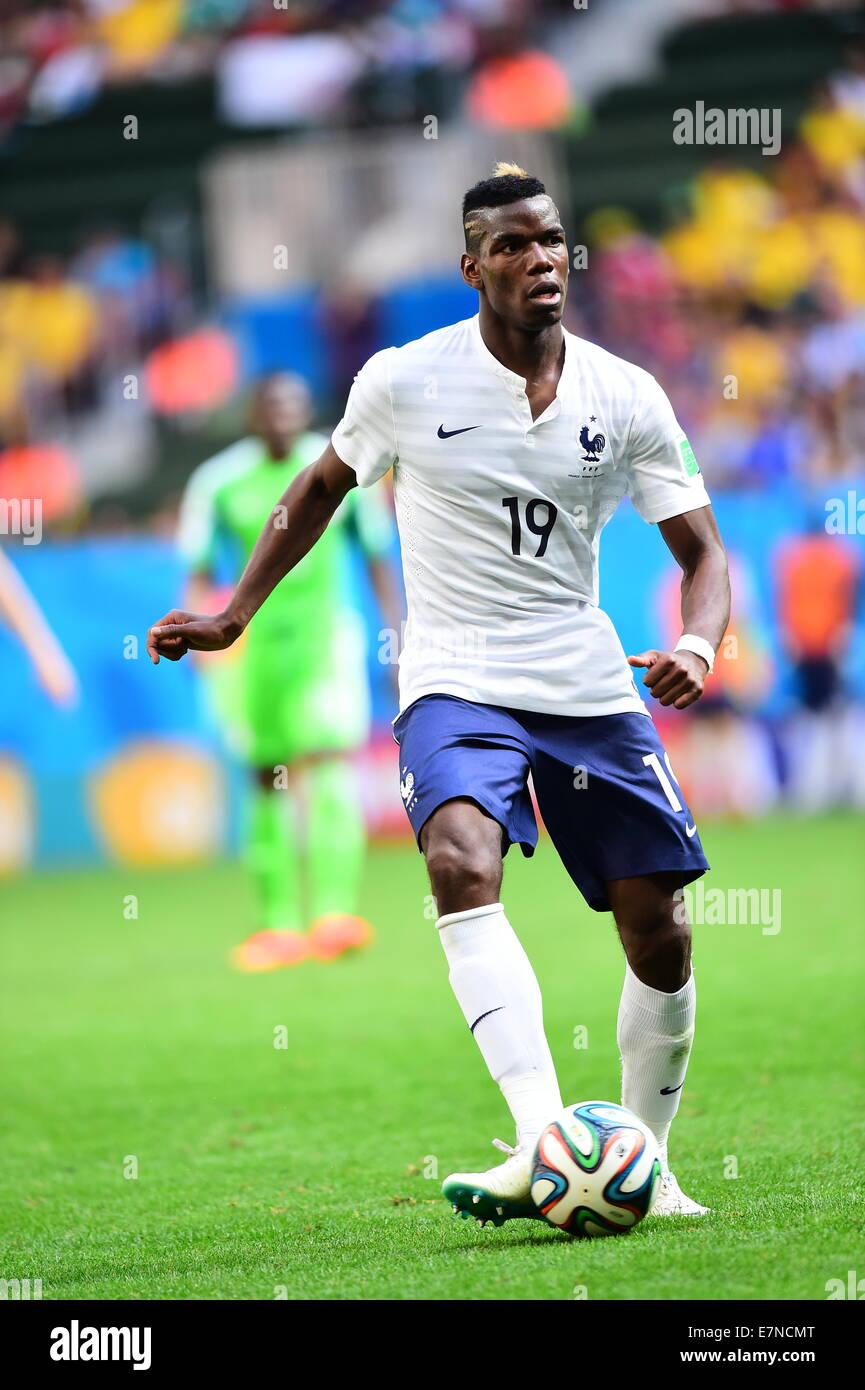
[176,372,399,970]
[147,165,730,1219]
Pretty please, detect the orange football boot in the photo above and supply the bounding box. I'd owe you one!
[230,929,310,972]
[308,913,375,962]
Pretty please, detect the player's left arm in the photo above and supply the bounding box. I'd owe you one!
[628,505,730,710]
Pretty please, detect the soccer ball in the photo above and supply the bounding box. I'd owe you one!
[531,1100,661,1237]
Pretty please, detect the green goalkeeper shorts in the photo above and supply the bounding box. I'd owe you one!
[213,610,371,768]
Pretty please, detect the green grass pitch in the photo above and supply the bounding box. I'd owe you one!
[2,812,863,1301]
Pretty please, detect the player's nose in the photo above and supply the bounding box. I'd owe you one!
[526,243,555,275]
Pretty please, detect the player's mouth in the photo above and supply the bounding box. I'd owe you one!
[527,281,562,304]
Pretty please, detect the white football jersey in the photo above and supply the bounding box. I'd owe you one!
[332,313,711,718]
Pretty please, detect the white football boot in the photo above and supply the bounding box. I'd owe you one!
[651,1171,711,1216]
[442,1138,547,1227]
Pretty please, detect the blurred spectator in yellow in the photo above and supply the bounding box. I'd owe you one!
[806,195,865,308]
[663,165,773,298]
[91,0,185,76]
[661,216,731,297]
[691,165,774,233]
[0,333,28,437]
[662,155,865,312]
[744,209,815,309]
[714,313,789,423]
[16,256,98,391]
[0,274,37,431]
[799,80,865,184]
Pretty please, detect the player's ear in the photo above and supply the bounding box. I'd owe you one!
[460,252,482,291]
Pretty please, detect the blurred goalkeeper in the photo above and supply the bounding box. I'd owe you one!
[176,372,400,971]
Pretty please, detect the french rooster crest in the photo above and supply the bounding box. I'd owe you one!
[579,423,606,462]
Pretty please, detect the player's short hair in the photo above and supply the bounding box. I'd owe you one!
[462,163,547,252]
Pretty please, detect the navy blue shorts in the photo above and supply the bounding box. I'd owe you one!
[393,694,708,913]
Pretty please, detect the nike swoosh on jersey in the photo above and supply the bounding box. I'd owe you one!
[685,822,697,837]
[437,424,481,438]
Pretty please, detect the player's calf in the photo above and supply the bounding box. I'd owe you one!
[611,874,699,1188]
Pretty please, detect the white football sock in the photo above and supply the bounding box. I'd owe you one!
[437,902,562,1152]
[617,961,696,1174]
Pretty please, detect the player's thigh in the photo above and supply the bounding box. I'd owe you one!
[531,711,708,914]
[393,694,536,909]
[420,797,509,858]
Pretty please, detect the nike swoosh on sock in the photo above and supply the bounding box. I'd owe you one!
[470,1006,505,1034]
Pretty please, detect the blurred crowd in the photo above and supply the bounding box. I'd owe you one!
[3,1,865,511]
[573,48,865,488]
[4,48,865,512]
[0,0,571,134]
[4,1,864,146]
[0,221,184,425]
[0,219,188,530]
[3,1,861,147]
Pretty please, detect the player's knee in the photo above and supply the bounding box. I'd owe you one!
[630,915,690,965]
[616,887,692,989]
[626,916,691,991]
[424,833,502,913]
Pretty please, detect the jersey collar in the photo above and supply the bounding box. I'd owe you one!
[470,312,573,401]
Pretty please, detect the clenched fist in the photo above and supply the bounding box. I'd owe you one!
[627,648,708,710]
[146,610,243,665]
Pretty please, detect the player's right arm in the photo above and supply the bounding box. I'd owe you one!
[147,443,356,664]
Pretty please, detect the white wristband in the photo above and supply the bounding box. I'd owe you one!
[674,633,715,675]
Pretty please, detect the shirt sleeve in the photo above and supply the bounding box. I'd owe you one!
[176,465,223,572]
[625,373,711,524]
[330,348,398,488]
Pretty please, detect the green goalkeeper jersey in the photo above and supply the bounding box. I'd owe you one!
[177,431,393,654]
